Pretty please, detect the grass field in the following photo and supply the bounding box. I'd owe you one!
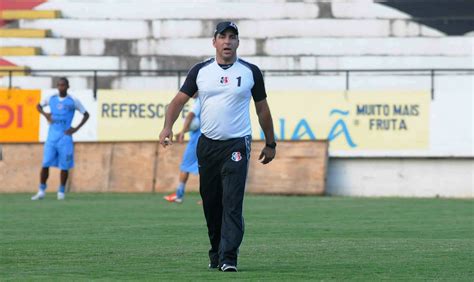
[0,193,473,281]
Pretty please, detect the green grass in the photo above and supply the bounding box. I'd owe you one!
[0,194,473,281]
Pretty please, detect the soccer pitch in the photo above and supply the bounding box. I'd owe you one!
[1,194,472,280]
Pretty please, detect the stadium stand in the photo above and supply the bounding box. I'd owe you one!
[0,0,473,89]
[0,0,58,76]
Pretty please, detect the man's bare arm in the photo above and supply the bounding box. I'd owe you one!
[255,99,276,164]
[159,92,191,147]
[37,104,52,123]
[65,112,90,135]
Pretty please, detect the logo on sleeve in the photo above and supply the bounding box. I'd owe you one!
[231,152,242,162]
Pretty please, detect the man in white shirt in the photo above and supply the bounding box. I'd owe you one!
[159,21,276,272]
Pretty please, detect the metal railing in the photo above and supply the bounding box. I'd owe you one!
[2,68,473,100]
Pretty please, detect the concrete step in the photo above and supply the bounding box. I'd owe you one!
[19,18,444,39]
[0,47,40,56]
[0,9,60,20]
[138,55,474,70]
[2,56,120,75]
[2,54,472,74]
[332,1,410,19]
[265,37,473,56]
[0,28,49,38]
[4,35,471,57]
[20,19,151,40]
[36,1,319,20]
[237,19,443,38]
[35,0,415,20]
[0,38,66,55]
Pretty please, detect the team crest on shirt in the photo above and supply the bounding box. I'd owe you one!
[231,152,242,162]
[57,103,64,110]
[220,76,229,85]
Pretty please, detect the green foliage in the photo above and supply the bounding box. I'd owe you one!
[0,194,473,281]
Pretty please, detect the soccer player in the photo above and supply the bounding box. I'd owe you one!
[159,21,276,272]
[31,77,89,200]
[163,97,201,203]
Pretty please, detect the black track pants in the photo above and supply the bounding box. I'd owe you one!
[197,134,251,267]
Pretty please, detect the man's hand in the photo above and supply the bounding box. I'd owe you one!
[44,113,53,123]
[159,128,173,147]
[174,131,185,143]
[158,92,191,148]
[258,146,276,164]
[64,127,77,135]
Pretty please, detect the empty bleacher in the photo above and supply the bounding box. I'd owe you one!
[0,0,472,90]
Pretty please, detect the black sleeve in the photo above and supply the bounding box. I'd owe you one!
[250,64,267,102]
[179,64,200,97]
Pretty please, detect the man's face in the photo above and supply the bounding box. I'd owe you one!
[213,29,239,62]
[57,80,68,94]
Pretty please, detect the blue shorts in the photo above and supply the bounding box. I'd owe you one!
[180,130,201,174]
[42,135,74,170]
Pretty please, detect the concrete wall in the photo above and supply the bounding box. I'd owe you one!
[13,73,471,158]
[327,158,473,198]
[0,141,328,195]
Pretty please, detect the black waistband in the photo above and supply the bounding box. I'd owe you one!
[201,134,250,143]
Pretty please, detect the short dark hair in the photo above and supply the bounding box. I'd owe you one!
[58,77,69,86]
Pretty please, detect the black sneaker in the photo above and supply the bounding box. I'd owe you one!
[220,264,238,272]
[208,263,219,269]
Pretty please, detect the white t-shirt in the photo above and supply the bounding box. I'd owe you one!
[180,57,266,140]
